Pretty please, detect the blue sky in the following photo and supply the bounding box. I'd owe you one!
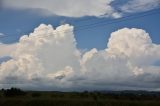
[0,0,160,50]
[1,0,160,90]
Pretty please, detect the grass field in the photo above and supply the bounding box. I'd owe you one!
[0,88,160,106]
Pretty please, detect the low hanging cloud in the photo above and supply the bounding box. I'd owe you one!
[1,0,121,18]
[121,0,160,13]
[0,24,160,90]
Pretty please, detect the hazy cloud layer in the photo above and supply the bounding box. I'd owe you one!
[121,0,160,13]
[0,24,160,90]
[0,43,17,57]
[2,0,121,18]
[0,33,4,36]
[2,0,159,18]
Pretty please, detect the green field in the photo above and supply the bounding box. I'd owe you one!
[0,88,160,106]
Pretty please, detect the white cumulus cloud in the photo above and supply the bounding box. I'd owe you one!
[0,24,81,89]
[0,24,160,90]
[81,28,160,90]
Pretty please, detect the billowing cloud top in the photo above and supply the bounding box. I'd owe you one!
[0,24,160,91]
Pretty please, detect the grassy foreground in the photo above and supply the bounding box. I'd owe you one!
[0,88,160,106]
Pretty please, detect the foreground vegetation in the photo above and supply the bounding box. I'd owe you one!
[0,88,160,106]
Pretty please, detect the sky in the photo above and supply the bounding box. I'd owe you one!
[0,0,160,91]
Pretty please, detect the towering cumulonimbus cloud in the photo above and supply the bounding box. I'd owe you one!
[0,24,160,90]
[81,28,160,90]
[0,24,81,89]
